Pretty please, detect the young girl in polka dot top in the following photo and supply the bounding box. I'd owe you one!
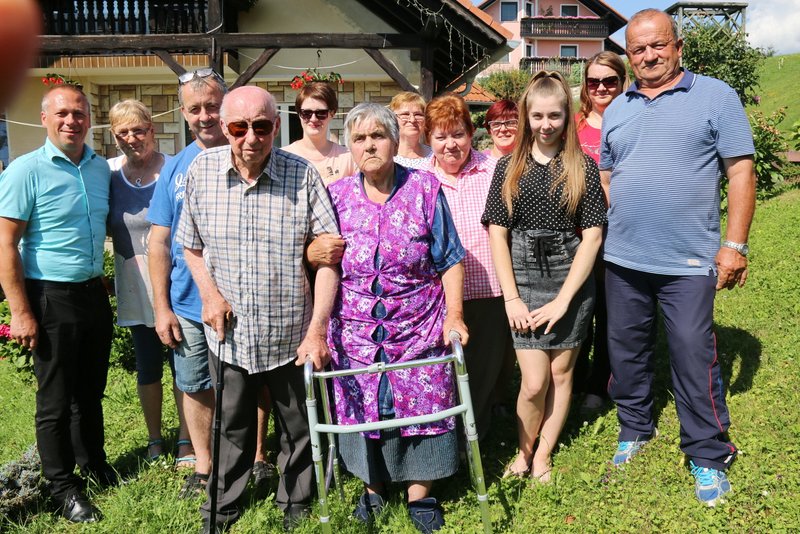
[482,71,607,482]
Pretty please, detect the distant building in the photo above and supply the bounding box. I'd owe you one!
[477,0,627,76]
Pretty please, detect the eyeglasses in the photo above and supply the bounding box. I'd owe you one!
[627,39,674,57]
[114,128,149,140]
[226,119,276,138]
[298,109,330,121]
[396,112,425,123]
[178,68,224,86]
[586,76,620,90]
[487,119,518,132]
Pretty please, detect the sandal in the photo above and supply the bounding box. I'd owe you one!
[531,467,552,484]
[175,439,196,469]
[178,471,208,499]
[502,456,531,479]
[146,438,164,461]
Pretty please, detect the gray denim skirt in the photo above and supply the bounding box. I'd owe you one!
[510,228,595,350]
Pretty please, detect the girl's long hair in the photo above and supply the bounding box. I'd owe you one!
[502,71,586,217]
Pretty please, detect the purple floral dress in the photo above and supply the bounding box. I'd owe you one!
[327,169,456,438]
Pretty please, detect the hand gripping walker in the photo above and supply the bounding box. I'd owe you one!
[303,331,493,533]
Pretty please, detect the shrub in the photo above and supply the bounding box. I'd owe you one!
[681,23,767,106]
[0,445,45,516]
[480,69,530,102]
[749,108,789,195]
[790,120,800,151]
[0,301,33,374]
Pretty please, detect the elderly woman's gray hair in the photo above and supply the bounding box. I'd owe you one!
[343,103,400,148]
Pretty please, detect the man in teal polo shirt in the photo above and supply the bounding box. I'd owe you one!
[0,84,113,523]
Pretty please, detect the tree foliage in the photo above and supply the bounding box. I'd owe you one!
[681,24,766,106]
[479,69,531,102]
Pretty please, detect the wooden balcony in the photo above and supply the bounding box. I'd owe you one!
[41,0,208,35]
[521,17,608,39]
[520,56,585,77]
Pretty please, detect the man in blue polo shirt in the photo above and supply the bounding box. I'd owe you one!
[0,84,113,522]
[600,9,755,506]
[147,70,229,498]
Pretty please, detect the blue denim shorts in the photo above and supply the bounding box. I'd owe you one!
[174,315,212,393]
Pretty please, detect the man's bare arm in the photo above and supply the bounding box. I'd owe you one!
[600,169,611,207]
[148,224,183,347]
[716,156,756,290]
[0,217,38,349]
[183,247,231,341]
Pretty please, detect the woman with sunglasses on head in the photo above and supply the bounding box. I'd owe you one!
[483,71,606,482]
[573,52,627,412]
[106,99,182,462]
[483,99,519,160]
[389,91,432,169]
[283,82,356,186]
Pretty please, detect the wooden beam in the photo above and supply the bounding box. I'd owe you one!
[420,43,434,100]
[152,51,187,76]
[210,37,223,75]
[38,33,422,54]
[363,49,417,93]
[230,48,279,89]
[208,0,223,34]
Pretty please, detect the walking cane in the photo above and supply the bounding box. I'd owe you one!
[209,312,230,531]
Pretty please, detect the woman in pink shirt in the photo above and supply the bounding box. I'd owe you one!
[574,51,626,411]
[423,94,512,440]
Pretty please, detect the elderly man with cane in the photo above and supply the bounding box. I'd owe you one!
[177,85,339,533]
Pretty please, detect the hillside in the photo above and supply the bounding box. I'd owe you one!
[749,52,800,134]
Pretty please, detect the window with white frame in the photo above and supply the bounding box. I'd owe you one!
[560,4,579,17]
[525,1,534,17]
[500,1,518,22]
[526,44,534,57]
[560,45,578,57]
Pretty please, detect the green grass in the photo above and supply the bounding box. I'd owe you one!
[750,52,800,134]
[2,188,800,532]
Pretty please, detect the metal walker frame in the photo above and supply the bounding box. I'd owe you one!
[303,331,493,533]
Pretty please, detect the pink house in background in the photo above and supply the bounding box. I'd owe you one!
[477,0,626,75]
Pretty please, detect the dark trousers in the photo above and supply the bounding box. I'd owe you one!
[605,263,737,471]
[463,296,512,439]
[574,262,610,397]
[26,278,113,499]
[201,356,313,525]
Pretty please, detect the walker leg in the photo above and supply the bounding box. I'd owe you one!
[306,395,331,533]
[455,365,493,534]
[319,377,345,500]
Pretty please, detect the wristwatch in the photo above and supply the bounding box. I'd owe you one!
[722,240,749,257]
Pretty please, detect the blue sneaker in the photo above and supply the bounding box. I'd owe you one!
[612,440,648,466]
[690,461,731,507]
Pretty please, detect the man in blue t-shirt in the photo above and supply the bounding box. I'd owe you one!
[147,71,228,498]
[0,85,113,523]
[599,9,755,507]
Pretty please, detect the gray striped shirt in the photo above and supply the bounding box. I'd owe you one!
[177,146,339,373]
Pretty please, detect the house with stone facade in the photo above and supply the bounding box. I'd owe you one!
[477,0,626,76]
[3,0,511,163]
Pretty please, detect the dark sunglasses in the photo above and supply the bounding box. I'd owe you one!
[298,109,330,121]
[178,68,224,86]
[586,76,620,90]
[226,120,275,138]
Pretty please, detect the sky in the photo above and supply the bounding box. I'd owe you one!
[473,0,800,55]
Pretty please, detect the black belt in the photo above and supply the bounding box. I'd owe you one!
[26,277,104,290]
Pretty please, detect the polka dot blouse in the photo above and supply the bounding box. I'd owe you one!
[481,153,607,231]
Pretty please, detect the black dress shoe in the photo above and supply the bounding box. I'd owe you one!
[59,492,101,523]
[282,504,310,532]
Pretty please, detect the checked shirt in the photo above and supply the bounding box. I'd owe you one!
[177,146,339,373]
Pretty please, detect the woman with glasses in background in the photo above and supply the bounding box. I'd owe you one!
[483,99,519,160]
[283,82,355,186]
[573,51,627,412]
[390,91,431,169]
[106,99,183,462]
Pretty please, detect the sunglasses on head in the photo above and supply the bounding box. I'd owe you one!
[298,109,330,121]
[226,119,275,138]
[178,68,224,86]
[586,76,620,90]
